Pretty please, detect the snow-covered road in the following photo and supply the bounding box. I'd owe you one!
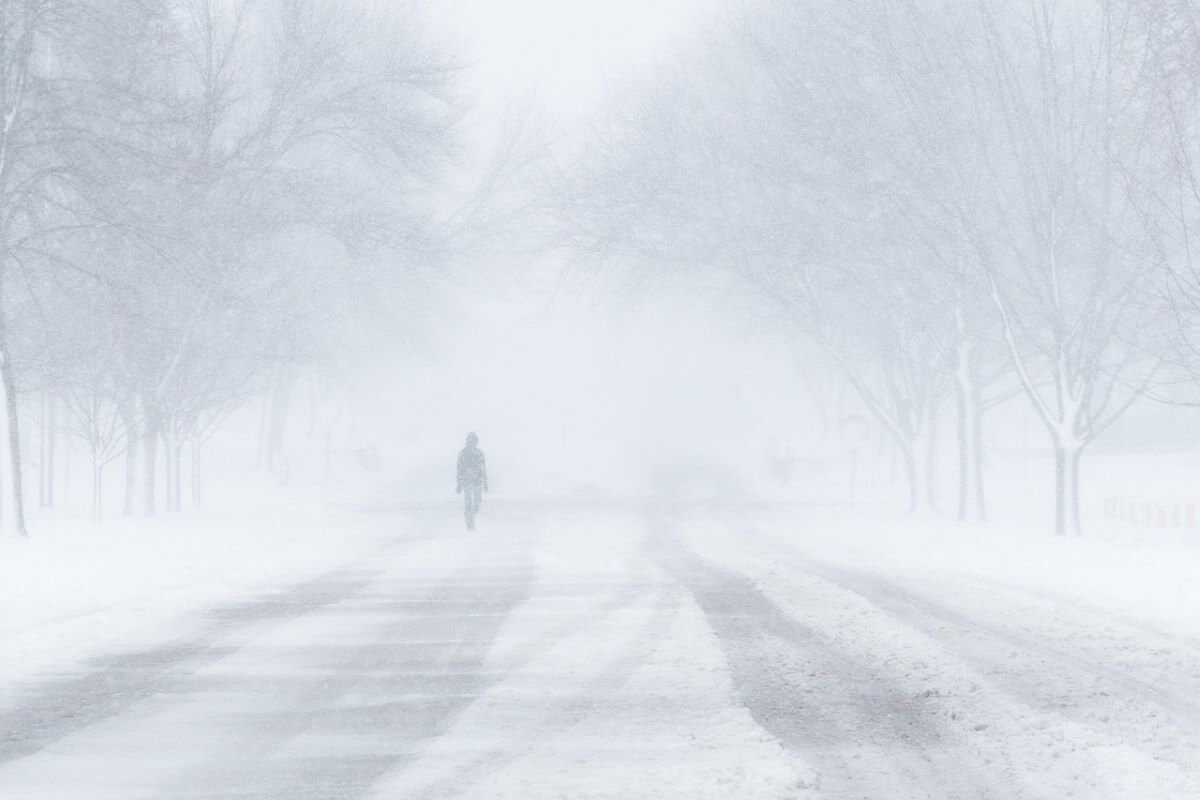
[1,502,1197,798]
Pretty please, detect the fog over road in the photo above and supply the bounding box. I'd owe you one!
[1,503,1197,799]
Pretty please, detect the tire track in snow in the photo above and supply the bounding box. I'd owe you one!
[360,522,673,798]
[650,526,1010,800]
[380,588,684,800]
[0,565,388,764]
[0,516,666,800]
[739,511,1200,731]
[784,554,1200,776]
[0,520,445,763]
[190,546,666,799]
[967,573,1200,681]
[160,534,540,800]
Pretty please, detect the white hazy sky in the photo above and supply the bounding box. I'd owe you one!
[434,0,719,120]
[363,0,813,495]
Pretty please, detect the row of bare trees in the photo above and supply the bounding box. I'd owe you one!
[0,0,464,530]
[559,0,1200,534]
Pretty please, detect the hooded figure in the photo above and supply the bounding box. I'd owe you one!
[456,432,488,529]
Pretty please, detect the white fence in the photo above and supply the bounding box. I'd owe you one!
[1104,497,1197,528]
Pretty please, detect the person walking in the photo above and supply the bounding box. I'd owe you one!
[456,432,488,530]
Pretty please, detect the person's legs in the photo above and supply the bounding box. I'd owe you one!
[463,486,477,529]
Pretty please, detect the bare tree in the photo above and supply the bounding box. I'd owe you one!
[1122,0,1200,411]
[0,0,84,537]
[558,0,1165,533]
[44,0,464,515]
[556,0,959,511]
[955,1,1161,535]
[62,382,125,523]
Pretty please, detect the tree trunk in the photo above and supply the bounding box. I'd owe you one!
[955,377,971,522]
[971,393,987,521]
[173,438,183,512]
[190,439,200,506]
[0,333,27,537]
[39,390,52,507]
[925,403,939,511]
[121,403,138,517]
[255,386,271,469]
[899,438,922,512]
[143,409,159,517]
[162,432,181,513]
[91,457,102,524]
[267,370,294,473]
[1069,444,1083,535]
[954,365,988,522]
[1054,442,1084,536]
[63,430,71,506]
[37,394,44,507]
[46,396,55,507]
[163,437,174,512]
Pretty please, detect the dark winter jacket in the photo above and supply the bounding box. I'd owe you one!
[457,445,488,491]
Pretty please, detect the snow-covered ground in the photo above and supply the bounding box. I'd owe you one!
[0,500,411,703]
[680,503,1200,798]
[2,496,1198,798]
